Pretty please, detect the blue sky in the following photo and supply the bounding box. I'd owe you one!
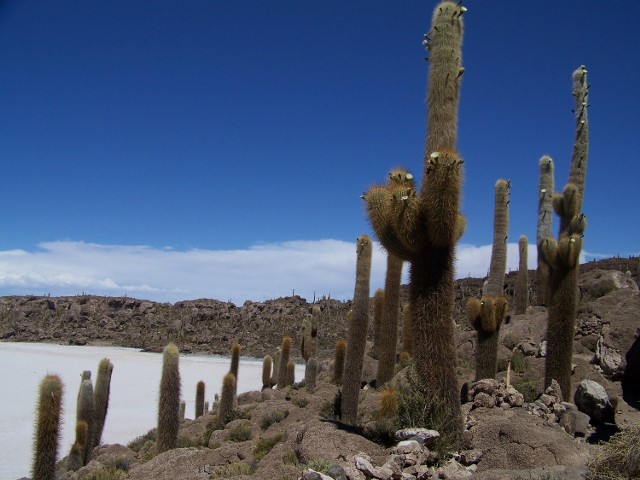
[1,1,638,304]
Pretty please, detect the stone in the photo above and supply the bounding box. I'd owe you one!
[473,392,495,409]
[395,428,440,446]
[459,449,483,465]
[471,378,499,396]
[326,464,348,480]
[437,459,472,479]
[302,469,334,480]
[537,340,547,357]
[545,379,564,403]
[559,408,590,437]
[595,336,623,378]
[574,379,615,424]
[395,440,421,454]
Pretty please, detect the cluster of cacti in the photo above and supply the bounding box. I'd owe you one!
[466,296,508,380]
[362,0,467,446]
[333,338,346,384]
[541,66,589,399]
[377,251,403,386]
[341,235,372,425]
[157,342,181,453]
[195,381,205,418]
[32,375,63,480]
[276,336,292,389]
[515,235,529,315]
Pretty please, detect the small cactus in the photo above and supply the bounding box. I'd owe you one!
[32,375,63,480]
[333,338,346,385]
[262,355,273,390]
[285,360,295,387]
[372,289,385,356]
[467,296,508,380]
[66,420,87,471]
[76,378,95,465]
[230,343,241,396]
[157,342,181,453]
[216,372,236,429]
[515,235,529,315]
[92,358,113,451]
[277,337,292,389]
[305,357,318,391]
[195,381,205,418]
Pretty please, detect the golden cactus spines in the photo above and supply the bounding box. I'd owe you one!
[262,355,273,390]
[466,298,482,331]
[32,375,64,480]
[276,336,292,389]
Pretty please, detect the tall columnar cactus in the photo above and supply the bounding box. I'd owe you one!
[285,360,295,387]
[92,358,113,452]
[334,338,346,384]
[536,155,554,305]
[277,337,292,389]
[341,235,372,425]
[401,304,412,356]
[230,343,241,396]
[467,296,508,380]
[542,66,589,399]
[372,289,385,356]
[262,354,273,390]
[305,357,318,390]
[157,342,181,453]
[67,420,87,471]
[485,179,510,297]
[32,375,63,480]
[377,252,403,386]
[301,306,319,361]
[515,235,529,315]
[216,372,236,429]
[271,347,281,387]
[362,1,465,447]
[76,378,95,465]
[195,381,205,418]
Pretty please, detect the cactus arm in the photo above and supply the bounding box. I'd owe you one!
[485,179,510,297]
[515,235,529,315]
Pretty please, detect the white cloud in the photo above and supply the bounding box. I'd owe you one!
[0,239,588,304]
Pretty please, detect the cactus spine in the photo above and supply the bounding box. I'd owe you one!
[92,358,113,451]
[542,66,589,399]
[276,337,292,389]
[377,252,403,386]
[334,338,346,384]
[32,375,63,480]
[341,235,372,425]
[262,354,273,390]
[216,372,236,428]
[195,381,205,418]
[515,235,529,315]
[76,378,95,465]
[372,289,384,356]
[362,1,466,446]
[157,342,181,453]
[536,155,554,305]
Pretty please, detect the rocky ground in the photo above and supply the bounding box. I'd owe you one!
[6,256,640,480]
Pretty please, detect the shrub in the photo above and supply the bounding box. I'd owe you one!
[511,351,530,374]
[102,456,131,472]
[83,468,127,480]
[260,409,290,430]
[208,461,255,478]
[127,429,156,452]
[289,396,309,408]
[253,434,284,460]
[513,377,540,403]
[226,423,253,442]
[588,423,640,479]
[282,450,298,465]
[306,458,331,472]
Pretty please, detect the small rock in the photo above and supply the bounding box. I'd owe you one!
[595,336,623,379]
[500,402,510,410]
[395,428,440,446]
[326,464,347,480]
[302,469,334,480]
[470,378,499,396]
[473,392,495,409]
[459,449,483,465]
[545,379,564,403]
[574,379,615,425]
[396,440,422,454]
[559,408,590,436]
[537,340,547,357]
[437,459,472,479]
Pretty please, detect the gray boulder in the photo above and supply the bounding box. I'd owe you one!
[573,379,615,425]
